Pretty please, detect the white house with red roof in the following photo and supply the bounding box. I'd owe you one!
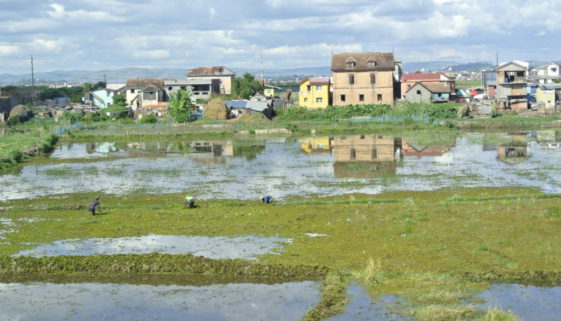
[400,72,455,99]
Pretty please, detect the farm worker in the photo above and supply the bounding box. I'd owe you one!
[185,195,195,209]
[260,195,273,204]
[88,196,101,216]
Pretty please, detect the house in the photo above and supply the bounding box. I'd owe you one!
[496,61,529,111]
[86,89,116,108]
[187,66,236,95]
[331,52,398,106]
[299,77,331,108]
[536,83,561,113]
[400,72,455,99]
[481,70,497,97]
[534,63,561,84]
[124,78,165,109]
[264,85,281,97]
[164,79,216,103]
[404,82,452,104]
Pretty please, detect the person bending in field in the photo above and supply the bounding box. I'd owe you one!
[260,195,273,204]
[88,196,101,215]
[184,195,195,208]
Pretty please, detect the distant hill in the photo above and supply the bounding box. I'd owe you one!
[1,61,541,85]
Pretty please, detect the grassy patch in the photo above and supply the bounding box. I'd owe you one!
[302,271,348,321]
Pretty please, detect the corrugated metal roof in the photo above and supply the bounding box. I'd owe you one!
[225,100,247,109]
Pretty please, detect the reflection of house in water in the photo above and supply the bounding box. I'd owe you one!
[188,140,265,163]
[497,136,528,164]
[332,135,401,178]
[300,137,331,154]
[401,138,455,157]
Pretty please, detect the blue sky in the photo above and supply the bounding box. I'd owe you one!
[1,0,559,74]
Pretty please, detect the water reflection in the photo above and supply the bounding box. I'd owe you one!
[4,131,561,201]
[51,140,267,160]
[477,284,561,321]
[0,281,320,321]
[327,285,411,321]
[14,234,291,260]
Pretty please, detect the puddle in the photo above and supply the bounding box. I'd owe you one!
[0,217,15,240]
[4,132,561,200]
[0,281,320,321]
[14,234,292,260]
[477,284,561,321]
[305,233,329,238]
[328,285,410,321]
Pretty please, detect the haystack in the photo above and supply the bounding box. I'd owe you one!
[9,105,31,120]
[204,98,229,120]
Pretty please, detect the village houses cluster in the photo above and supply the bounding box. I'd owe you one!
[8,51,558,122]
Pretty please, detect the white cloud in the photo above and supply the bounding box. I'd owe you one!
[133,49,170,59]
[0,45,20,56]
[47,3,124,22]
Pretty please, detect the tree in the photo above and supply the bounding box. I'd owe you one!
[231,73,264,99]
[169,89,192,123]
[105,94,129,118]
[112,94,126,107]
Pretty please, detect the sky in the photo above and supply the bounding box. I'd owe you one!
[1,0,560,74]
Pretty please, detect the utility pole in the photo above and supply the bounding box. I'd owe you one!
[496,50,499,67]
[104,74,107,88]
[31,55,35,105]
[260,54,264,85]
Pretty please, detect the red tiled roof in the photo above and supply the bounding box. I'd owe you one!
[401,72,445,82]
[187,66,235,76]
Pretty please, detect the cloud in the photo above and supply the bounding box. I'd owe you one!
[47,3,124,22]
[133,49,170,59]
[0,45,20,56]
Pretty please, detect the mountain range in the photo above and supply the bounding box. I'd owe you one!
[0,60,554,85]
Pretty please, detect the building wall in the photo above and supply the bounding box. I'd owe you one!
[264,89,275,97]
[332,135,396,162]
[405,85,432,103]
[332,71,394,106]
[125,89,139,106]
[187,75,233,95]
[92,90,114,108]
[536,88,556,109]
[299,80,330,108]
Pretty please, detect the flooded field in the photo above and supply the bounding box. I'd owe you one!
[328,285,410,321]
[0,280,320,321]
[478,284,561,321]
[14,234,291,259]
[2,131,561,201]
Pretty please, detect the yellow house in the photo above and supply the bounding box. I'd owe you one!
[299,77,330,108]
[300,136,331,154]
[536,84,561,112]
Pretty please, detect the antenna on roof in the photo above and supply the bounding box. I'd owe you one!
[496,50,499,66]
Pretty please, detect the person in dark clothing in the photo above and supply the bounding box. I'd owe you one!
[260,195,273,204]
[184,195,195,208]
[88,196,101,215]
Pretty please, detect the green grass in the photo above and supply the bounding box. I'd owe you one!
[2,187,556,319]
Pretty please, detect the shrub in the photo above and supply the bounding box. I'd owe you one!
[140,114,158,124]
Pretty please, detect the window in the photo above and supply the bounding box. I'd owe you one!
[340,94,346,102]
[359,94,364,102]
[377,94,382,102]
[350,148,356,160]
[346,61,356,69]
[516,71,525,77]
[168,87,173,90]
[307,85,311,91]
[316,86,322,91]
[349,74,355,84]
[316,97,323,103]
[372,148,377,159]
[368,61,377,68]
[370,73,376,84]
[131,89,135,93]
[416,90,422,95]
[304,98,308,102]
[552,67,558,73]
[360,135,365,139]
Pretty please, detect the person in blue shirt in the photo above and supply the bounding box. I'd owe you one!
[260,195,273,204]
[88,196,101,215]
